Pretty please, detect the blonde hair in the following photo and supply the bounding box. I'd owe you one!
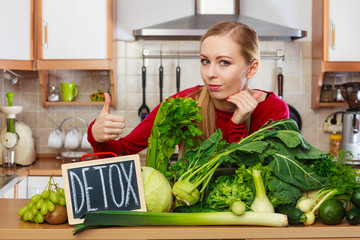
[193,21,260,141]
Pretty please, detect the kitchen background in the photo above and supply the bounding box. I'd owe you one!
[0,0,348,155]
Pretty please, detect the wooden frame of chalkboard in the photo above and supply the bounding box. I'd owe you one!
[61,154,146,225]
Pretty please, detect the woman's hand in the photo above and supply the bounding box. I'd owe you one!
[227,90,263,124]
[92,93,126,142]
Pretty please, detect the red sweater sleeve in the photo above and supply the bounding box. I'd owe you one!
[227,92,289,143]
[87,86,201,156]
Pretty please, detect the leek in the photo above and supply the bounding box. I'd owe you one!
[73,211,288,235]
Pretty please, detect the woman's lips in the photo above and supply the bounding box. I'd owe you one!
[208,84,222,91]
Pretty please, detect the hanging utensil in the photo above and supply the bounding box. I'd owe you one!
[159,52,164,103]
[176,56,181,93]
[277,68,302,130]
[138,57,150,121]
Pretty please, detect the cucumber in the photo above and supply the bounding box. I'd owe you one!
[351,188,360,209]
[346,207,360,225]
[275,205,306,225]
[319,199,346,225]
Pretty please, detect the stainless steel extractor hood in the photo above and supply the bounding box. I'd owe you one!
[133,0,307,41]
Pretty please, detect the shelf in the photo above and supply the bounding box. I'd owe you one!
[36,59,112,70]
[38,69,116,109]
[322,61,360,72]
[44,101,105,107]
[0,60,35,70]
[319,102,348,107]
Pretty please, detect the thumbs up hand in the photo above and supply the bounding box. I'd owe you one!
[91,93,126,142]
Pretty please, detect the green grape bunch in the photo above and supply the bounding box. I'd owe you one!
[17,176,67,224]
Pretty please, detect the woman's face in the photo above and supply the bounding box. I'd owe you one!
[200,34,257,102]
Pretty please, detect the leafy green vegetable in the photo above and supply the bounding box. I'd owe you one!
[269,153,329,191]
[146,96,203,174]
[267,176,302,207]
[308,151,360,197]
[171,119,329,206]
[171,129,228,205]
[206,175,254,211]
[228,120,328,192]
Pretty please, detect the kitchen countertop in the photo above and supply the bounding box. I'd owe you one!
[1,157,360,239]
[0,157,62,177]
[0,155,147,197]
[0,157,70,197]
[1,199,360,240]
[1,154,148,177]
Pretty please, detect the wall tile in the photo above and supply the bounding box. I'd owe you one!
[301,41,312,59]
[0,40,348,156]
[115,41,126,58]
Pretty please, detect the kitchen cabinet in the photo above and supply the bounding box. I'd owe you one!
[0,0,116,108]
[36,0,112,67]
[27,176,63,198]
[36,0,116,108]
[1,176,63,199]
[327,0,360,61]
[312,0,360,109]
[0,0,35,70]
[40,0,107,60]
[1,177,27,199]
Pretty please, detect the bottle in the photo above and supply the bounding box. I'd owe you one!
[320,85,333,102]
[47,86,60,102]
[329,134,342,157]
[334,85,344,102]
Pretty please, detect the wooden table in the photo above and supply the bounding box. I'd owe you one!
[1,199,359,240]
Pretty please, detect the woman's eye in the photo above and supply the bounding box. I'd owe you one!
[201,59,210,65]
[220,60,230,66]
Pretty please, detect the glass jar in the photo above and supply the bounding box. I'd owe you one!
[47,86,60,102]
[329,134,342,157]
[320,84,334,102]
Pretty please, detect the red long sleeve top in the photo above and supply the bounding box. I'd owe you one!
[87,85,289,156]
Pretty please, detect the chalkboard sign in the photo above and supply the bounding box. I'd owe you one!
[61,154,146,225]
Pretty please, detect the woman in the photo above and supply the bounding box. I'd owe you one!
[88,21,289,156]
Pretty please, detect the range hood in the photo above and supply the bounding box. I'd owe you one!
[133,0,307,41]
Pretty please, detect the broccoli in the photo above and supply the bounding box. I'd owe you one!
[206,175,255,211]
[267,176,302,207]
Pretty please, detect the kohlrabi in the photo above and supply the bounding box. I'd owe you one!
[171,129,227,206]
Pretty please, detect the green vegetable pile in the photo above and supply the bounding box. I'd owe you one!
[168,117,359,225]
[74,97,360,235]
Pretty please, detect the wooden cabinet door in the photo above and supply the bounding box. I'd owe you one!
[328,0,360,61]
[40,0,108,60]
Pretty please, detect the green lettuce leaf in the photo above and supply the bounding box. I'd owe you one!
[269,153,329,191]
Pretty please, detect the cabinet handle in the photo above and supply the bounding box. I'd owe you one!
[330,21,335,50]
[44,21,48,49]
